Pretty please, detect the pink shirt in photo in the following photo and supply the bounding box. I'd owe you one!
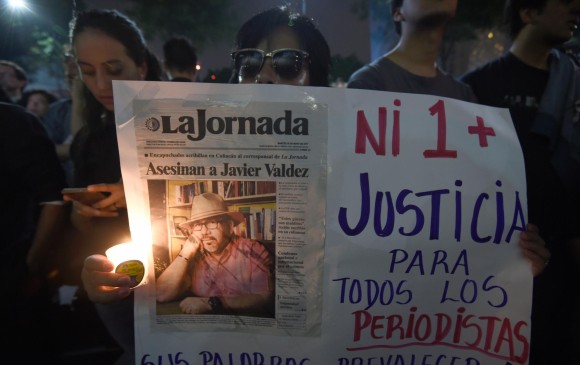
[189,236,273,297]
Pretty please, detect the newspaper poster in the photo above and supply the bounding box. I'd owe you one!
[114,81,531,365]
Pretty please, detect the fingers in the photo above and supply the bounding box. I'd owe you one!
[179,297,205,314]
[518,224,551,277]
[73,200,119,218]
[179,299,191,314]
[81,255,132,303]
[182,236,200,255]
[87,183,123,193]
[88,183,127,210]
[84,254,115,271]
[519,247,549,277]
[91,195,123,210]
[525,223,540,234]
[84,283,131,303]
[519,239,550,260]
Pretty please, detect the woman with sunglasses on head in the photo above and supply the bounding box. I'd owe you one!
[230,5,331,86]
[65,8,164,365]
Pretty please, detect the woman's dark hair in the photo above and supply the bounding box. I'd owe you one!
[0,60,28,82]
[69,8,163,82]
[68,9,164,186]
[231,5,331,87]
[164,36,198,72]
[69,9,164,130]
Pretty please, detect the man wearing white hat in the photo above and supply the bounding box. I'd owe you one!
[156,192,274,316]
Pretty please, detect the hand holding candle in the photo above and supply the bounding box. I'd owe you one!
[81,242,148,303]
[81,254,132,303]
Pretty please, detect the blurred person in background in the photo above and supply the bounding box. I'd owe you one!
[461,0,580,363]
[1,102,68,364]
[0,60,28,104]
[21,88,58,120]
[347,0,476,101]
[42,47,79,185]
[163,35,198,82]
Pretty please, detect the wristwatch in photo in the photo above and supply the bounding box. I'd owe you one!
[208,296,223,313]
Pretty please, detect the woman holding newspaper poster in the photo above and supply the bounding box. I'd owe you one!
[81,5,330,364]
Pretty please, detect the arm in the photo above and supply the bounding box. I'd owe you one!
[81,254,133,303]
[26,203,69,273]
[179,292,273,315]
[156,236,200,303]
[220,290,273,314]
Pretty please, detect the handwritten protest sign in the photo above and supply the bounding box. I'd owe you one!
[114,81,530,365]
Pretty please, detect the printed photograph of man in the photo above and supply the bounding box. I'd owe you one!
[156,192,275,317]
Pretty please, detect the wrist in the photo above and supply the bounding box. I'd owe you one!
[177,253,190,262]
[208,296,223,313]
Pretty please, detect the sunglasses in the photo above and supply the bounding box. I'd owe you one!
[231,48,310,81]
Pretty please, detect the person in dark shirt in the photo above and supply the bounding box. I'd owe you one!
[1,102,68,363]
[347,0,476,101]
[461,0,580,363]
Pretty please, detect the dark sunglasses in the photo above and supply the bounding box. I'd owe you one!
[231,48,310,81]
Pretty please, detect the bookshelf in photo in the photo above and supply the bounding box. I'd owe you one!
[165,180,277,261]
[218,180,276,200]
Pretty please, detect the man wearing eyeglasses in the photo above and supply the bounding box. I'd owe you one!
[156,192,274,316]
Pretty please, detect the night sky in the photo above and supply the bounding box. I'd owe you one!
[84,0,372,79]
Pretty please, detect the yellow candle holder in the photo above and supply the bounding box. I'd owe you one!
[105,241,147,289]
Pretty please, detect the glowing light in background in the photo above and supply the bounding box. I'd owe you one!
[8,0,28,10]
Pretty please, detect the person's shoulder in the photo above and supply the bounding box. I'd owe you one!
[449,77,478,103]
[0,100,27,115]
[48,97,72,109]
[44,98,71,118]
[347,58,385,90]
[0,102,39,129]
[0,102,56,157]
[429,71,477,103]
[460,53,512,84]
[44,97,69,115]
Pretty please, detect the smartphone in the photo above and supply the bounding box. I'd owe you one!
[62,188,106,205]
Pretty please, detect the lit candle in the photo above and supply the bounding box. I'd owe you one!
[105,241,147,288]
